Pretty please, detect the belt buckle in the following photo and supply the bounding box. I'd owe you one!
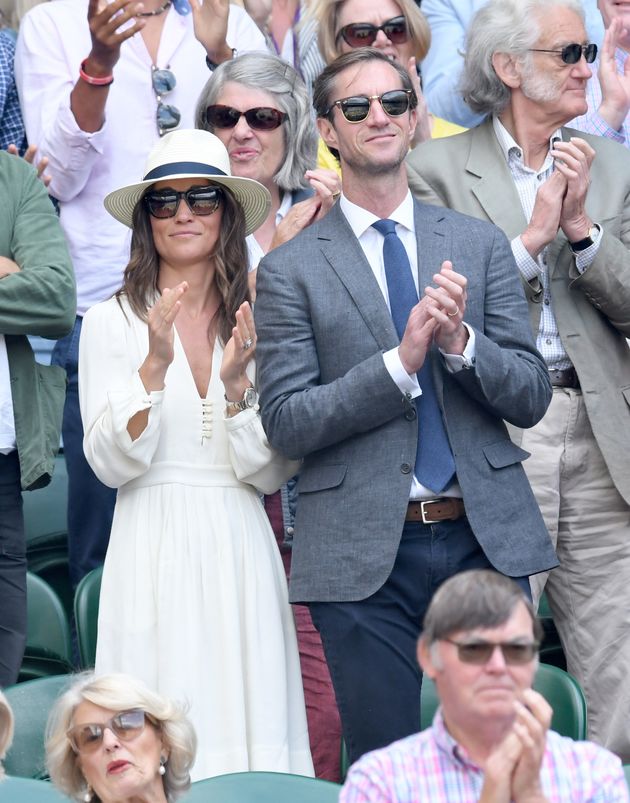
[420,500,440,525]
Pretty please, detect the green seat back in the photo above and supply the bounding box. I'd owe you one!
[20,573,73,683]
[183,772,341,802]
[73,566,103,669]
[3,675,73,779]
[420,663,587,740]
[623,764,630,789]
[23,455,72,620]
[0,777,71,801]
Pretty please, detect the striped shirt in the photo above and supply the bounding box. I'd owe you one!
[571,48,630,147]
[492,115,600,370]
[340,710,629,803]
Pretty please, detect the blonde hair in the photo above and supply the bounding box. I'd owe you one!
[0,691,14,781]
[46,673,196,802]
[310,0,431,66]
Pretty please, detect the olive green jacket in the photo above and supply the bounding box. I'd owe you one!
[0,151,75,489]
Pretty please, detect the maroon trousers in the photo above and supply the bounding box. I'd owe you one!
[264,491,342,782]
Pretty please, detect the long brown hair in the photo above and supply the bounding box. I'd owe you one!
[116,186,250,345]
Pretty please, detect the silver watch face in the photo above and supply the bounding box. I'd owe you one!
[243,386,259,408]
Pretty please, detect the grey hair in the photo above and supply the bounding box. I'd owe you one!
[422,570,543,647]
[0,690,14,780]
[195,53,318,192]
[460,0,585,116]
[46,673,197,802]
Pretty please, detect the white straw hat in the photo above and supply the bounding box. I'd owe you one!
[104,129,271,235]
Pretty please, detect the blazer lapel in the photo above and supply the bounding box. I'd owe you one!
[318,204,399,352]
[466,120,544,331]
[466,120,529,240]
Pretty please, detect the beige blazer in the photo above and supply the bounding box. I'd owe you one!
[407,119,630,505]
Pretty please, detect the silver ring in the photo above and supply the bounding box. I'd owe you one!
[447,306,460,318]
[243,337,253,350]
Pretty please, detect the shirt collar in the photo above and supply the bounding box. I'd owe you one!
[339,190,415,240]
[276,190,293,223]
[433,709,482,772]
[492,115,562,167]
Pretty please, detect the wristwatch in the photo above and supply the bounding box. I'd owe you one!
[224,386,259,412]
[569,224,599,252]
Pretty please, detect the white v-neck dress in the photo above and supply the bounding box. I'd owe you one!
[79,296,313,781]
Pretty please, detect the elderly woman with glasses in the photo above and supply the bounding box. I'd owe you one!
[46,673,196,802]
[77,129,313,781]
[196,52,340,297]
[307,0,464,156]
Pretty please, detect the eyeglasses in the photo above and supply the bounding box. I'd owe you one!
[326,90,413,123]
[443,638,540,666]
[336,15,408,48]
[152,66,181,137]
[205,105,287,131]
[67,709,154,754]
[528,43,598,64]
[143,186,223,219]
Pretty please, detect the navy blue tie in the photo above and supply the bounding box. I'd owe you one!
[373,219,455,493]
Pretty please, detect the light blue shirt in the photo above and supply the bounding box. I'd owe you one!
[422,0,606,128]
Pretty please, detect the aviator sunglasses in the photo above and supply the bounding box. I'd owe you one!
[143,186,223,219]
[205,105,288,131]
[443,638,540,666]
[528,42,598,64]
[336,15,409,48]
[326,90,413,123]
[152,66,181,137]
[67,709,155,754]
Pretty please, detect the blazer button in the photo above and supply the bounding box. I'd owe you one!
[405,408,417,421]
[401,463,412,474]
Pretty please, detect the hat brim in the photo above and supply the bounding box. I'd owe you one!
[104,172,271,236]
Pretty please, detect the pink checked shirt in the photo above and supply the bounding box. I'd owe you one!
[340,711,629,802]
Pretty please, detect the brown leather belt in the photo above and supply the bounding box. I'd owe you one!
[406,498,466,524]
[548,367,580,389]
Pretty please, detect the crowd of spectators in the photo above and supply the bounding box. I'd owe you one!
[1,0,630,798]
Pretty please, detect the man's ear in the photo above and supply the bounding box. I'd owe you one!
[317,115,340,154]
[492,51,523,89]
[418,637,439,680]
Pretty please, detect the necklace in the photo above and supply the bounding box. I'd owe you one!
[137,0,171,17]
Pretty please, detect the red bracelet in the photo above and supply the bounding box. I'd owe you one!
[79,59,114,87]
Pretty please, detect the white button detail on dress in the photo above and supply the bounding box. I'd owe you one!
[201,399,213,444]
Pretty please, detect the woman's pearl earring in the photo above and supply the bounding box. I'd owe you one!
[159,756,166,776]
[83,784,93,802]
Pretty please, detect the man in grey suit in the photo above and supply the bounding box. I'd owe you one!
[407,0,630,761]
[255,48,556,765]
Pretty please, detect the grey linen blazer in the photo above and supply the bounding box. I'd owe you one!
[407,119,630,507]
[254,199,557,603]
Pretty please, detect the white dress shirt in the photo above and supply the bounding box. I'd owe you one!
[15,0,267,316]
[0,335,16,453]
[339,191,471,499]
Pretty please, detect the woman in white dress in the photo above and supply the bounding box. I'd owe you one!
[78,129,313,782]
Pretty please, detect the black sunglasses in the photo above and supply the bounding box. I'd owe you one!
[443,638,540,666]
[205,105,287,131]
[67,709,154,754]
[143,186,223,219]
[528,42,598,64]
[336,15,408,48]
[152,66,181,137]
[327,89,413,123]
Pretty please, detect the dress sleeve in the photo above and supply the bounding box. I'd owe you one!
[224,407,300,495]
[79,301,164,489]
